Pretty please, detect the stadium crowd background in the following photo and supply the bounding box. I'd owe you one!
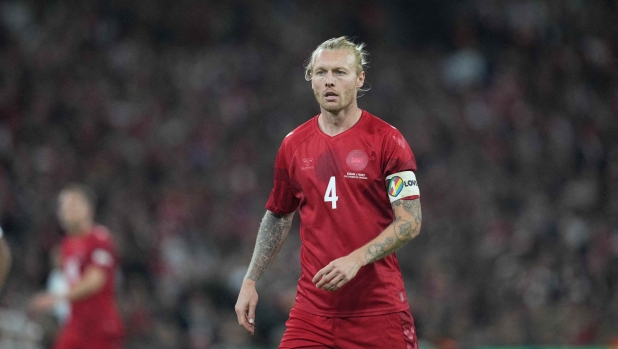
[0,0,617,348]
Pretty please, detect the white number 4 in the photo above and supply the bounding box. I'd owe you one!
[324,176,338,209]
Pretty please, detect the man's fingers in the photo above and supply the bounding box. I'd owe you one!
[318,269,345,289]
[335,277,348,289]
[312,267,328,283]
[247,301,257,326]
[235,306,256,335]
[322,274,345,291]
[235,284,258,335]
[241,322,255,335]
[234,304,246,325]
[316,271,335,288]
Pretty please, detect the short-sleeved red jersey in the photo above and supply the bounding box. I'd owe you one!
[60,225,124,342]
[266,110,418,317]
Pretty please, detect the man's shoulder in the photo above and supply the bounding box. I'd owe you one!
[281,116,317,146]
[88,225,114,247]
[361,111,402,137]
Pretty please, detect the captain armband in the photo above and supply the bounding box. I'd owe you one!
[385,171,420,203]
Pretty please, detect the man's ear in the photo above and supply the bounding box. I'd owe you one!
[357,71,365,88]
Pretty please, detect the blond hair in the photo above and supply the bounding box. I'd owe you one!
[304,36,369,81]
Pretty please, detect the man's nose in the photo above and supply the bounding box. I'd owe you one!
[325,72,335,86]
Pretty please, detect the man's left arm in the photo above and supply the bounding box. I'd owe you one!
[64,266,107,301]
[313,198,422,291]
[31,243,113,311]
[31,265,107,311]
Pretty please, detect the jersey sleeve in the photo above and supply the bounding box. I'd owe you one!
[86,229,116,273]
[382,128,419,200]
[265,139,300,215]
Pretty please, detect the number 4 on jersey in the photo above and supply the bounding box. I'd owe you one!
[324,176,338,209]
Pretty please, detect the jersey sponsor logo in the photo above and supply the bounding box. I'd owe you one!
[346,149,368,171]
[301,158,314,170]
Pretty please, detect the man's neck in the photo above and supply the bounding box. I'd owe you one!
[318,106,362,137]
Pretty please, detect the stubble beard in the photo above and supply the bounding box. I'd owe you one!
[315,88,356,114]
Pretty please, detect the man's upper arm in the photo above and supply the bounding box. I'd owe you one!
[391,198,422,240]
[87,230,117,274]
[391,198,422,221]
[265,139,300,215]
[385,171,420,203]
[266,209,295,220]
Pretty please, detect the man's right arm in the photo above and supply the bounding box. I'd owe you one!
[245,210,295,282]
[235,209,295,334]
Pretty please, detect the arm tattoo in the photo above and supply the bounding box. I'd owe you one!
[245,211,294,282]
[364,199,422,264]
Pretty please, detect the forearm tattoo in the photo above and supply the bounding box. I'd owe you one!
[364,199,422,264]
[245,211,293,282]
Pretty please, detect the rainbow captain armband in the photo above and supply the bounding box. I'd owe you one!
[385,171,420,202]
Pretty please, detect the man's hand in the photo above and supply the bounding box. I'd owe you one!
[234,279,259,335]
[312,252,364,292]
[30,292,61,312]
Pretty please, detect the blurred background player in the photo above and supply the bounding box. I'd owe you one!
[235,36,422,348]
[31,184,124,349]
[0,226,11,291]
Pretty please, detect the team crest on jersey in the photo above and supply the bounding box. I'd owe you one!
[346,150,368,171]
[301,158,314,170]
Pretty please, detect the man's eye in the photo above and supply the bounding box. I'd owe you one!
[315,71,325,76]
[336,70,346,75]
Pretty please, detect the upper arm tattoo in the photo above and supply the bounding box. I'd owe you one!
[392,199,422,240]
[245,211,294,282]
[364,199,422,264]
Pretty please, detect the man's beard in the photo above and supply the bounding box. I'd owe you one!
[315,90,354,113]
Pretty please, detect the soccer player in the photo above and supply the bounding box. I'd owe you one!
[235,36,422,348]
[0,226,11,291]
[31,184,124,349]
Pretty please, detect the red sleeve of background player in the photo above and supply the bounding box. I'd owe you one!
[85,227,117,273]
[265,138,300,215]
[382,128,419,201]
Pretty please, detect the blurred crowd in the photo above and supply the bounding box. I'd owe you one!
[0,0,617,348]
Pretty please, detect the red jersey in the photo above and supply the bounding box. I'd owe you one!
[60,225,124,342]
[266,110,418,317]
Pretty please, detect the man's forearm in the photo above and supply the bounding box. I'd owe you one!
[66,266,106,302]
[360,199,422,265]
[245,210,294,282]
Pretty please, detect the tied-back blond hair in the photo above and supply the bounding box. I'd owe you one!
[304,36,369,81]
